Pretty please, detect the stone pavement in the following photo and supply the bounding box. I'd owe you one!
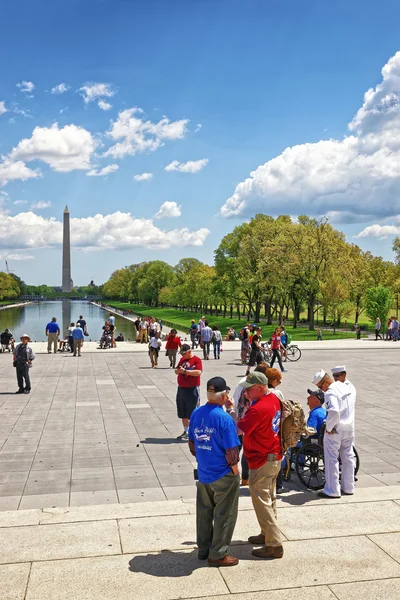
[1,345,400,511]
[1,486,400,599]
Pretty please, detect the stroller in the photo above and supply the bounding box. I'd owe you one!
[0,330,14,353]
[99,331,112,349]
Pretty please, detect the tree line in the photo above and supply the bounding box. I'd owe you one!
[102,214,400,330]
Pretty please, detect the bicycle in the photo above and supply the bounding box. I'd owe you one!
[285,344,301,361]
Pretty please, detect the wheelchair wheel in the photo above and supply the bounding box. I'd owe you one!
[339,446,360,477]
[286,345,302,361]
[295,443,325,490]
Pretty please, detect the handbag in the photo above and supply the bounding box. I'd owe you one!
[165,349,169,357]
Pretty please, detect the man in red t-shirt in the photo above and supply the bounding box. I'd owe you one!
[237,371,284,559]
[174,344,203,440]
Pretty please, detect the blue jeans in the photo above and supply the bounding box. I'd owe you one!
[213,340,221,358]
[202,341,211,359]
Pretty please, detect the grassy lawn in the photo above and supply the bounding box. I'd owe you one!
[106,301,360,341]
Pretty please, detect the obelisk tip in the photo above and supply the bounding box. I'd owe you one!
[64,205,69,213]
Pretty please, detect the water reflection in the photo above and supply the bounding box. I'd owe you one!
[0,301,137,342]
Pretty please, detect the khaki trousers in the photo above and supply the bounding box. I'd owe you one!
[47,332,58,353]
[149,348,158,366]
[140,329,148,343]
[73,339,83,356]
[249,459,283,547]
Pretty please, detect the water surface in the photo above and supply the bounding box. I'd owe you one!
[0,301,137,342]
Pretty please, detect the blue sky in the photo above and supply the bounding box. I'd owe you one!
[1,0,400,285]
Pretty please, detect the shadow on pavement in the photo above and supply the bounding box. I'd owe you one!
[141,438,181,445]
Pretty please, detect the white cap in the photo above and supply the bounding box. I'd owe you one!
[312,369,325,385]
[331,365,346,374]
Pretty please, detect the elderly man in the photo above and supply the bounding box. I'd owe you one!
[236,372,284,559]
[45,317,60,354]
[189,377,240,567]
[306,388,327,438]
[312,369,355,499]
[13,334,35,394]
[175,343,203,440]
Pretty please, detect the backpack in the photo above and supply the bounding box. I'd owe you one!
[279,399,307,453]
[286,332,292,344]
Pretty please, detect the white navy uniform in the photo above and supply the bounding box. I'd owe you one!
[323,380,355,497]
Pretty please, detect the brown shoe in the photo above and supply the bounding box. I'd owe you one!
[241,479,249,486]
[208,555,239,567]
[248,533,265,545]
[252,545,284,559]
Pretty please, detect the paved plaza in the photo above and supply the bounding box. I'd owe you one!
[1,344,400,599]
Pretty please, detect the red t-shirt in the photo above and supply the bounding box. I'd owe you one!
[238,392,282,469]
[166,336,181,350]
[176,355,203,388]
[271,334,281,350]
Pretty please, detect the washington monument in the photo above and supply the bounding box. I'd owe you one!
[62,205,72,292]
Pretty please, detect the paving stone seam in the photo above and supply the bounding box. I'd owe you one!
[68,364,79,508]
[22,561,32,600]
[366,534,400,567]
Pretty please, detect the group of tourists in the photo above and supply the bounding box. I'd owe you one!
[375,316,400,341]
[175,348,356,566]
[240,323,289,374]
[45,315,87,356]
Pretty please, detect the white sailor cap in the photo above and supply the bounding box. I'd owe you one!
[331,365,346,374]
[312,369,325,385]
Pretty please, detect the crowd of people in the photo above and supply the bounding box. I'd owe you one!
[44,315,88,356]
[172,342,356,566]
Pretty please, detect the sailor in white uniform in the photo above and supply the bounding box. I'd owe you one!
[331,365,356,402]
[311,369,355,499]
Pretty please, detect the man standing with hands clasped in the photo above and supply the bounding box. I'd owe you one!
[189,377,240,566]
[312,368,356,499]
[175,344,203,440]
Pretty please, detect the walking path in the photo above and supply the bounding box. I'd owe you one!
[1,346,400,598]
[1,485,400,599]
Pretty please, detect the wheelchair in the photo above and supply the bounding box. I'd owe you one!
[282,422,360,491]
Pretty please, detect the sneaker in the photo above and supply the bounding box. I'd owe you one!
[282,369,288,372]
[15,389,24,394]
[176,431,189,440]
[252,545,284,559]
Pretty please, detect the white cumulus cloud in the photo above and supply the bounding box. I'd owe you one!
[51,83,70,94]
[31,200,51,210]
[133,172,153,181]
[98,100,112,111]
[155,201,182,219]
[220,51,400,223]
[104,108,189,159]
[16,81,35,95]
[0,101,7,115]
[0,159,41,186]
[165,158,208,173]
[79,82,115,104]
[87,164,119,177]
[9,123,97,172]
[13,200,28,205]
[0,209,209,250]
[0,252,34,261]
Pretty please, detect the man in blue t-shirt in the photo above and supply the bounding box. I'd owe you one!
[188,377,240,567]
[45,317,60,354]
[306,388,327,438]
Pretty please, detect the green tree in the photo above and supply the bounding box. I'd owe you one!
[364,286,393,326]
[0,272,20,300]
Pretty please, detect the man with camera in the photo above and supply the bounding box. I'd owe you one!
[188,377,240,567]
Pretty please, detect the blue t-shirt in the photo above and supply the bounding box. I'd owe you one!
[189,403,240,484]
[109,316,115,326]
[72,327,84,340]
[307,406,327,437]
[46,322,60,333]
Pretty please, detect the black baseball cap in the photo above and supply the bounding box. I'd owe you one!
[207,377,230,393]
[307,388,325,404]
[180,343,191,354]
